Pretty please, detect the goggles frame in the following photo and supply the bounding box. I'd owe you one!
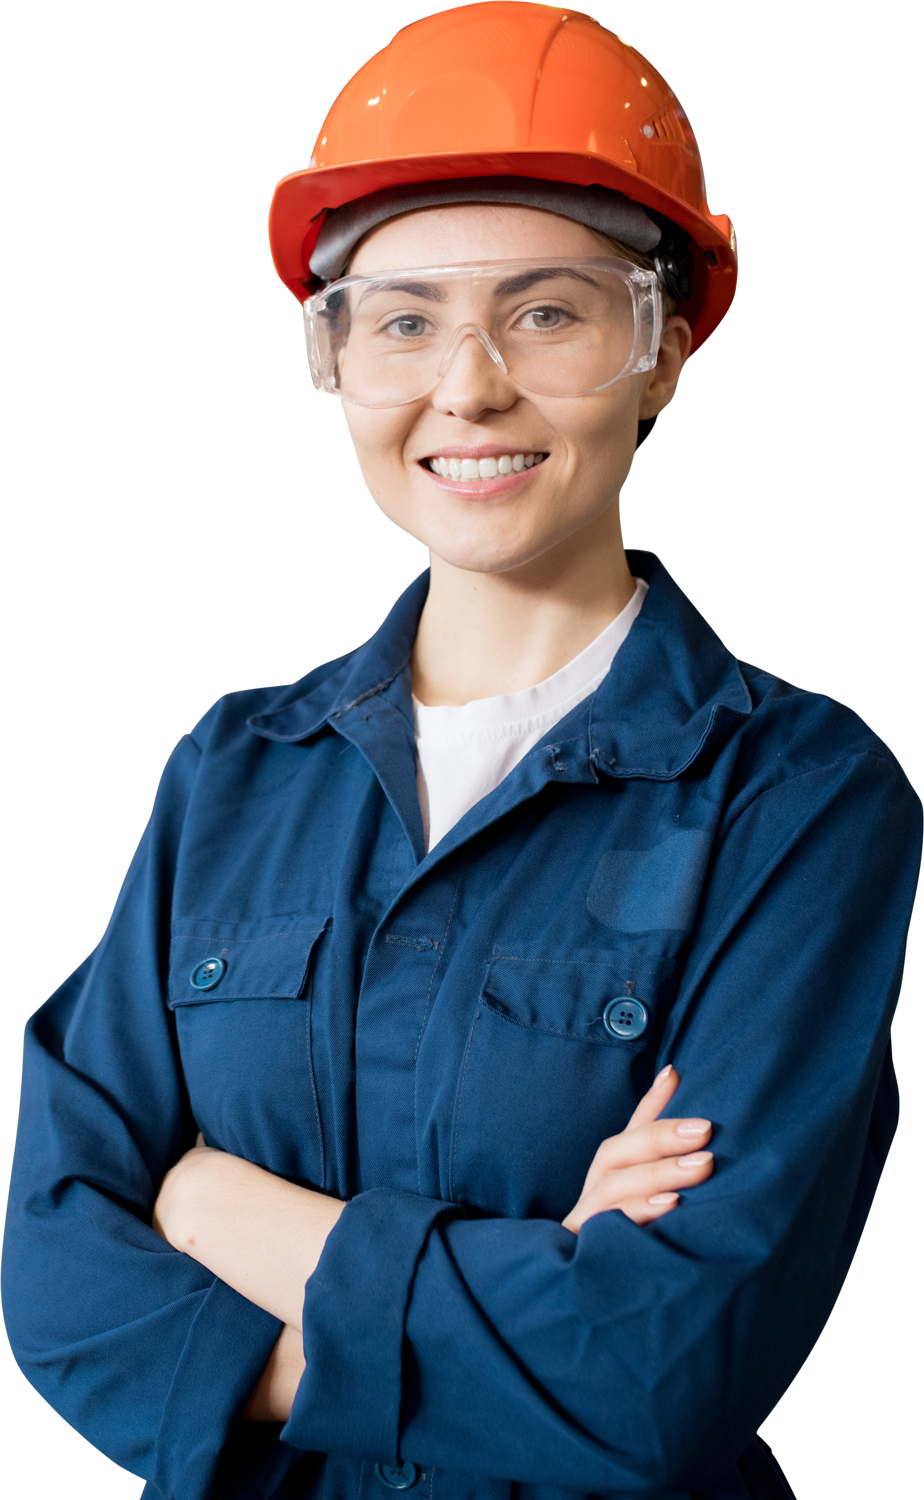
[301,256,664,408]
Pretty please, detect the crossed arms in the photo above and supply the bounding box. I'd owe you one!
[153,1063,713,1420]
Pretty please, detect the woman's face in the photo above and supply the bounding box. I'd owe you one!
[342,204,689,575]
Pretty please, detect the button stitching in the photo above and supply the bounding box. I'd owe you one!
[602,995,649,1039]
[189,956,227,991]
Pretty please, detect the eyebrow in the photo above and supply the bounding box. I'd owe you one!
[356,278,449,305]
[490,267,600,296]
[354,267,601,306]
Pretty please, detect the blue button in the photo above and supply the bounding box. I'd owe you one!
[190,957,227,991]
[603,996,649,1039]
[375,1463,419,1490]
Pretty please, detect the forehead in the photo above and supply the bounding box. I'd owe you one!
[348,203,607,276]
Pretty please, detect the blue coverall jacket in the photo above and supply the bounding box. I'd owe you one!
[3,552,921,1500]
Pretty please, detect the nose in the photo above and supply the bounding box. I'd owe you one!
[430,324,518,421]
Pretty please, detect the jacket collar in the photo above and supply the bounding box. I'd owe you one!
[247,552,752,780]
[247,574,429,743]
[588,551,752,780]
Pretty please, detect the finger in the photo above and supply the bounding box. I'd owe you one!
[671,1149,715,1187]
[620,1192,680,1227]
[641,1149,715,1197]
[591,1115,712,1175]
[564,1148,715,1234]
[564,1188,681,1233]
[581,1150,715,1217]
[625,1064,679,1131]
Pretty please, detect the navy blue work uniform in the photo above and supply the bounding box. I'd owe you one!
[3,552,921,1500]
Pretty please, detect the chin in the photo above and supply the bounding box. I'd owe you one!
[432,549,525,576]
[424,525,567,576]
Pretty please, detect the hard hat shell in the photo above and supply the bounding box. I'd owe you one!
[269,2,736,353]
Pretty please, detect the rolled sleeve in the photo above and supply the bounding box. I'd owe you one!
[284,1190,463,1461]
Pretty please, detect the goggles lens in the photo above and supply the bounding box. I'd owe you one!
[303,258,662,407]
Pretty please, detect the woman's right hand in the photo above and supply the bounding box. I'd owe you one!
[562,1065,713,1233]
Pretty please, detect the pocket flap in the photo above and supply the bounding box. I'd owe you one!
[483,949,677,1043]
[167,916,329,1007]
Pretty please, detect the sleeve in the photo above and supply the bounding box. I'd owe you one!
[282,750,922,1494]
[1,735,282,1500]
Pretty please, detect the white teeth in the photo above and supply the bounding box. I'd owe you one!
[427,452,544,481]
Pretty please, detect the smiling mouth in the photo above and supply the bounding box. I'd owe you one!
[423,451,549,481]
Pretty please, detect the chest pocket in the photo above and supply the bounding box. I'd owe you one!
[167,916,330,1187]
[450,950,680,1221]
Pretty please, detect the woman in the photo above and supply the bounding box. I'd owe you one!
[4,7,920,1500]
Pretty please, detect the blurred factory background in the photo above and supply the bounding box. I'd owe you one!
[1,2,924,1500]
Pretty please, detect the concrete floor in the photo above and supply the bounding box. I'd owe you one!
[1,780,924,1494]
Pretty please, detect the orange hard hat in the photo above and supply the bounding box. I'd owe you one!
[268,2,736,353]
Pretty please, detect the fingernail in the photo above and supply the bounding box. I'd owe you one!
[655,1064,673,1082]
[676,1118,710,1137]
[648,1192,679,1205]
[678,1151,713,1167]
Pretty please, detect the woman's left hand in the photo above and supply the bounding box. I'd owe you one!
[562,1065,713,1233]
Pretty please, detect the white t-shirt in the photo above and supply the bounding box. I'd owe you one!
[413,578,648,851]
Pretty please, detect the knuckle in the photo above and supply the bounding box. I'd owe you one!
[594,1134,618,1164]
[599,1137,627,1171]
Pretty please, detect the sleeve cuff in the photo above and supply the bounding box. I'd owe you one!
[282,1189,462,1460]
[152,1277,282,1500]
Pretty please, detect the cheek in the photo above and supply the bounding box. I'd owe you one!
[343,414,423,525]
[550,392,639,483]
[342,409,415,491]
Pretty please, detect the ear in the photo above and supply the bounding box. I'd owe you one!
[638,316,693,419]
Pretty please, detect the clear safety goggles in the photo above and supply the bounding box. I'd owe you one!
[302,257,663,408]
